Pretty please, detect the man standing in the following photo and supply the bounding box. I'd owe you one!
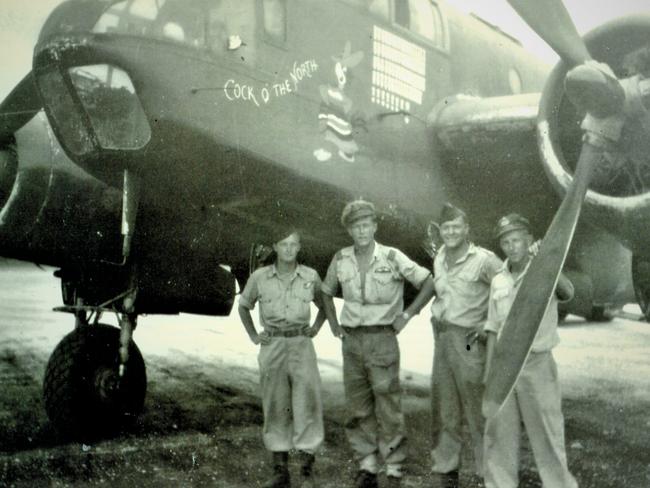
[430,203,502,487]
[483,213,578,488]
[321,199,435,488]
[238,229,326,488]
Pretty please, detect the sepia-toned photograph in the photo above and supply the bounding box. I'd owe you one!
[0,1,649,486]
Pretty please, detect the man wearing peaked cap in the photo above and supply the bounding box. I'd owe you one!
[429,203,503,487]
[483,213,577,488]
[494,213,531,240]
[340,199,377,227]
[321,199,435,488]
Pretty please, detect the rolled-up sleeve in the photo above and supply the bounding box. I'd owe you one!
[394,249,431,289]
[239,271,260,310]
[480,253,504,285]
[321,256,339,296]
[484,283,502,334]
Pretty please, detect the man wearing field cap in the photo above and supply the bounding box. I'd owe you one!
[483,213,577,488]
[321,199,435,488]
[238,228,326,488]
[430,203,502,487]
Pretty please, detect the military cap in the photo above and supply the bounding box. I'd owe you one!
[439,203,467,224]
[495,213,531,240]
[341,199,376,227]
[270,226,301,245]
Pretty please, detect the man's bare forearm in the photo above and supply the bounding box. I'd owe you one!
[322,294,342,337]
[405,275,435,316]
[238,305,259,343]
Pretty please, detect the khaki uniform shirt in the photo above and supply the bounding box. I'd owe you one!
[431,243,502,328]
[485,260,574,352]
[239,264,321,330]
[321,241,430,327]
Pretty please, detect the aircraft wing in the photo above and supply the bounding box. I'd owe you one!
[430,93,540,164]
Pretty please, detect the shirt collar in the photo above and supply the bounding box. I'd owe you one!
[341,241,382,263]
[502,258,532,285]
[267,264,306,279]
[439,242,476,265]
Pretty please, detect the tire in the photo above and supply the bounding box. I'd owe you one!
[43,324,146,439]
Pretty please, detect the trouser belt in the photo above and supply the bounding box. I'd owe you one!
[266,327,308,338]
[342,324,394,334]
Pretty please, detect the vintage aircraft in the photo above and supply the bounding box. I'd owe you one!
[0,0,648,436]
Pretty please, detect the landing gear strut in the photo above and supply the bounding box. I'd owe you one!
[43,168,147,437]
[632,254,650,321]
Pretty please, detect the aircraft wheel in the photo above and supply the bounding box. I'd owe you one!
[43,324,146,439]
[632,255,650,322]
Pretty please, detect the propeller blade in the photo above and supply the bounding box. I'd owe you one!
[507,0,591,66]
[482,141,602,419]
[0,72,42,141]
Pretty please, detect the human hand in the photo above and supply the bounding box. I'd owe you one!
[392,312,411,334]
[330,323,345,339]
[306,325,320,338]
[465,326,487,347]
[528,239,542,257]
[253,331,271,345]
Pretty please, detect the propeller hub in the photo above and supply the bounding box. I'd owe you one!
[564,62,625,118]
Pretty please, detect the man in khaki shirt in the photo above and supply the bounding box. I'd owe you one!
[239,229,326,488]
[322,200,435,488]
[483,213,577,488]
[430,204,502,487]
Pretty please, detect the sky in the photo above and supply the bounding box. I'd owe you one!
[0,0,648,98]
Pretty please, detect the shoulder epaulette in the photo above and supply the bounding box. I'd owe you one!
[387,249,396,262]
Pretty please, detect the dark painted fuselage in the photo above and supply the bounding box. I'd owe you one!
[0,0,635,315]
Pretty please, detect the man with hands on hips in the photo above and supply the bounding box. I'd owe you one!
[321,199,435,488]
[238,228,326,488]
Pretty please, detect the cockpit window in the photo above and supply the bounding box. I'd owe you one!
[93,0,206,47]
[68,64,151,150]
[93,0,256,57]
[394,0,448,51]
[262,0,286,43]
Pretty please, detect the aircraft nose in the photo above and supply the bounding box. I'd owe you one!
[34,59,151,161]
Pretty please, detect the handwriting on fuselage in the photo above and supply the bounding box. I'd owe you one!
[224,59,319,107]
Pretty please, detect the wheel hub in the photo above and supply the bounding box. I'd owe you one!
[94,367,120,404]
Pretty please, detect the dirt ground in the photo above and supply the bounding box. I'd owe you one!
[1,261,649,487]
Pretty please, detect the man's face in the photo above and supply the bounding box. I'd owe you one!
[347,216,377,247]
[273,232,301,264]
[439,216,469,250]
[499,229,532,266]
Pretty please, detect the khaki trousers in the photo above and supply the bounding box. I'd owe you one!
[258,336,324,453]
[484,351,578,488]
[430,320,485,476]
[342,328,406,474]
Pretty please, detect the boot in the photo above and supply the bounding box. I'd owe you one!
[386,475,401,487]
[263,451,290,488]
[432,470,458,488]
[297,451,315,488]
[353,469,378,488]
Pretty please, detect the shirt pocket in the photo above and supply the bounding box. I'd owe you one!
[337,264,359,298]
[457,264,480,283]
[258,282,283,319]
[294,280,316,303]
[368,267,401,304]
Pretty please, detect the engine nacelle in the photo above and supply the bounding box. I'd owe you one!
[538,15,650,254]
